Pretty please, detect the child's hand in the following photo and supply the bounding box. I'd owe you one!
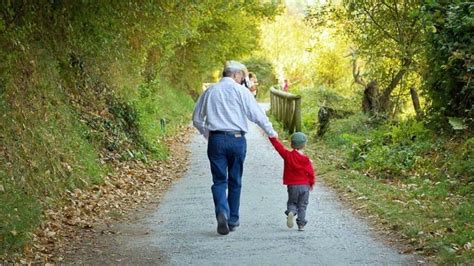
[268,133,278,138]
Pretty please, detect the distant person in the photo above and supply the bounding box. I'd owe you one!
[248,72,258,98]
[193,60,278,235]
[268,132,316,231]
[283,79,289,92]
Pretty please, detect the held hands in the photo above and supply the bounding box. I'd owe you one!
[262,130,278,139]
[268,132,278,138]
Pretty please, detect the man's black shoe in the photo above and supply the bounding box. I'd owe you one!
[229,225,237,232]
[216,213,229,235]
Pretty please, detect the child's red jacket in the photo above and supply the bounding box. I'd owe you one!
[269,137,316,188]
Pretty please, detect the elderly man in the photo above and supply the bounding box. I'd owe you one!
[193,60,277,235]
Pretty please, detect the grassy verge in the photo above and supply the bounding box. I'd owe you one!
[1,84,104,258]
[131,80,195,160]
[0,76,194,259]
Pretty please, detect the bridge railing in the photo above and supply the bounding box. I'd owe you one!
[269,87,301,134]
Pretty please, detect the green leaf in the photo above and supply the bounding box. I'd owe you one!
[448,117,467,130]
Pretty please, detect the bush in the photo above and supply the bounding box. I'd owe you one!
[133,80,194,159]
[349,120,434,178]
[423,2,474,128]
[339,118,473,181]
[447,137,474,183]
[320,113,373,148]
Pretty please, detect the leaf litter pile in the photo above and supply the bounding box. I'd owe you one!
[18,126,194,263]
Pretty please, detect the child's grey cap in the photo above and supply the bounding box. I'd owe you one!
[291,132,307,149]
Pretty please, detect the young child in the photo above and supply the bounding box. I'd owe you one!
[269,132,316,231]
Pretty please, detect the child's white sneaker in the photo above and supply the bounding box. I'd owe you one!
[287,212,295,228]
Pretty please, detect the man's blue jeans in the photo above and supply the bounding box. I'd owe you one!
[207,132,246,227]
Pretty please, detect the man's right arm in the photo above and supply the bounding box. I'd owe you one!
[242,90,277,137]
[192,93,209,139]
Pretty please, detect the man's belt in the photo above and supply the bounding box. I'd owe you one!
[210,130,245,136]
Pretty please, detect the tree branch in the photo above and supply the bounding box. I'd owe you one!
[380,0,404,44]
[381,58,412,104]
[360,3,399,44]
[350,49,366,87]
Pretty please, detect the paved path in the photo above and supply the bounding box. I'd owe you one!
[106,106,418,265]
[82,105,419,265]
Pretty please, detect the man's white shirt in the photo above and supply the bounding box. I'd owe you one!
[192,77,276,138]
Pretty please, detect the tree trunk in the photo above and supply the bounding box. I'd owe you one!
[379,59,411,112]
[352,50,379,114]
[410,87,423,120]
[362,81,379,113]
[351,51,412,115]
[317,107,330,137]
[317,106,355,137]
